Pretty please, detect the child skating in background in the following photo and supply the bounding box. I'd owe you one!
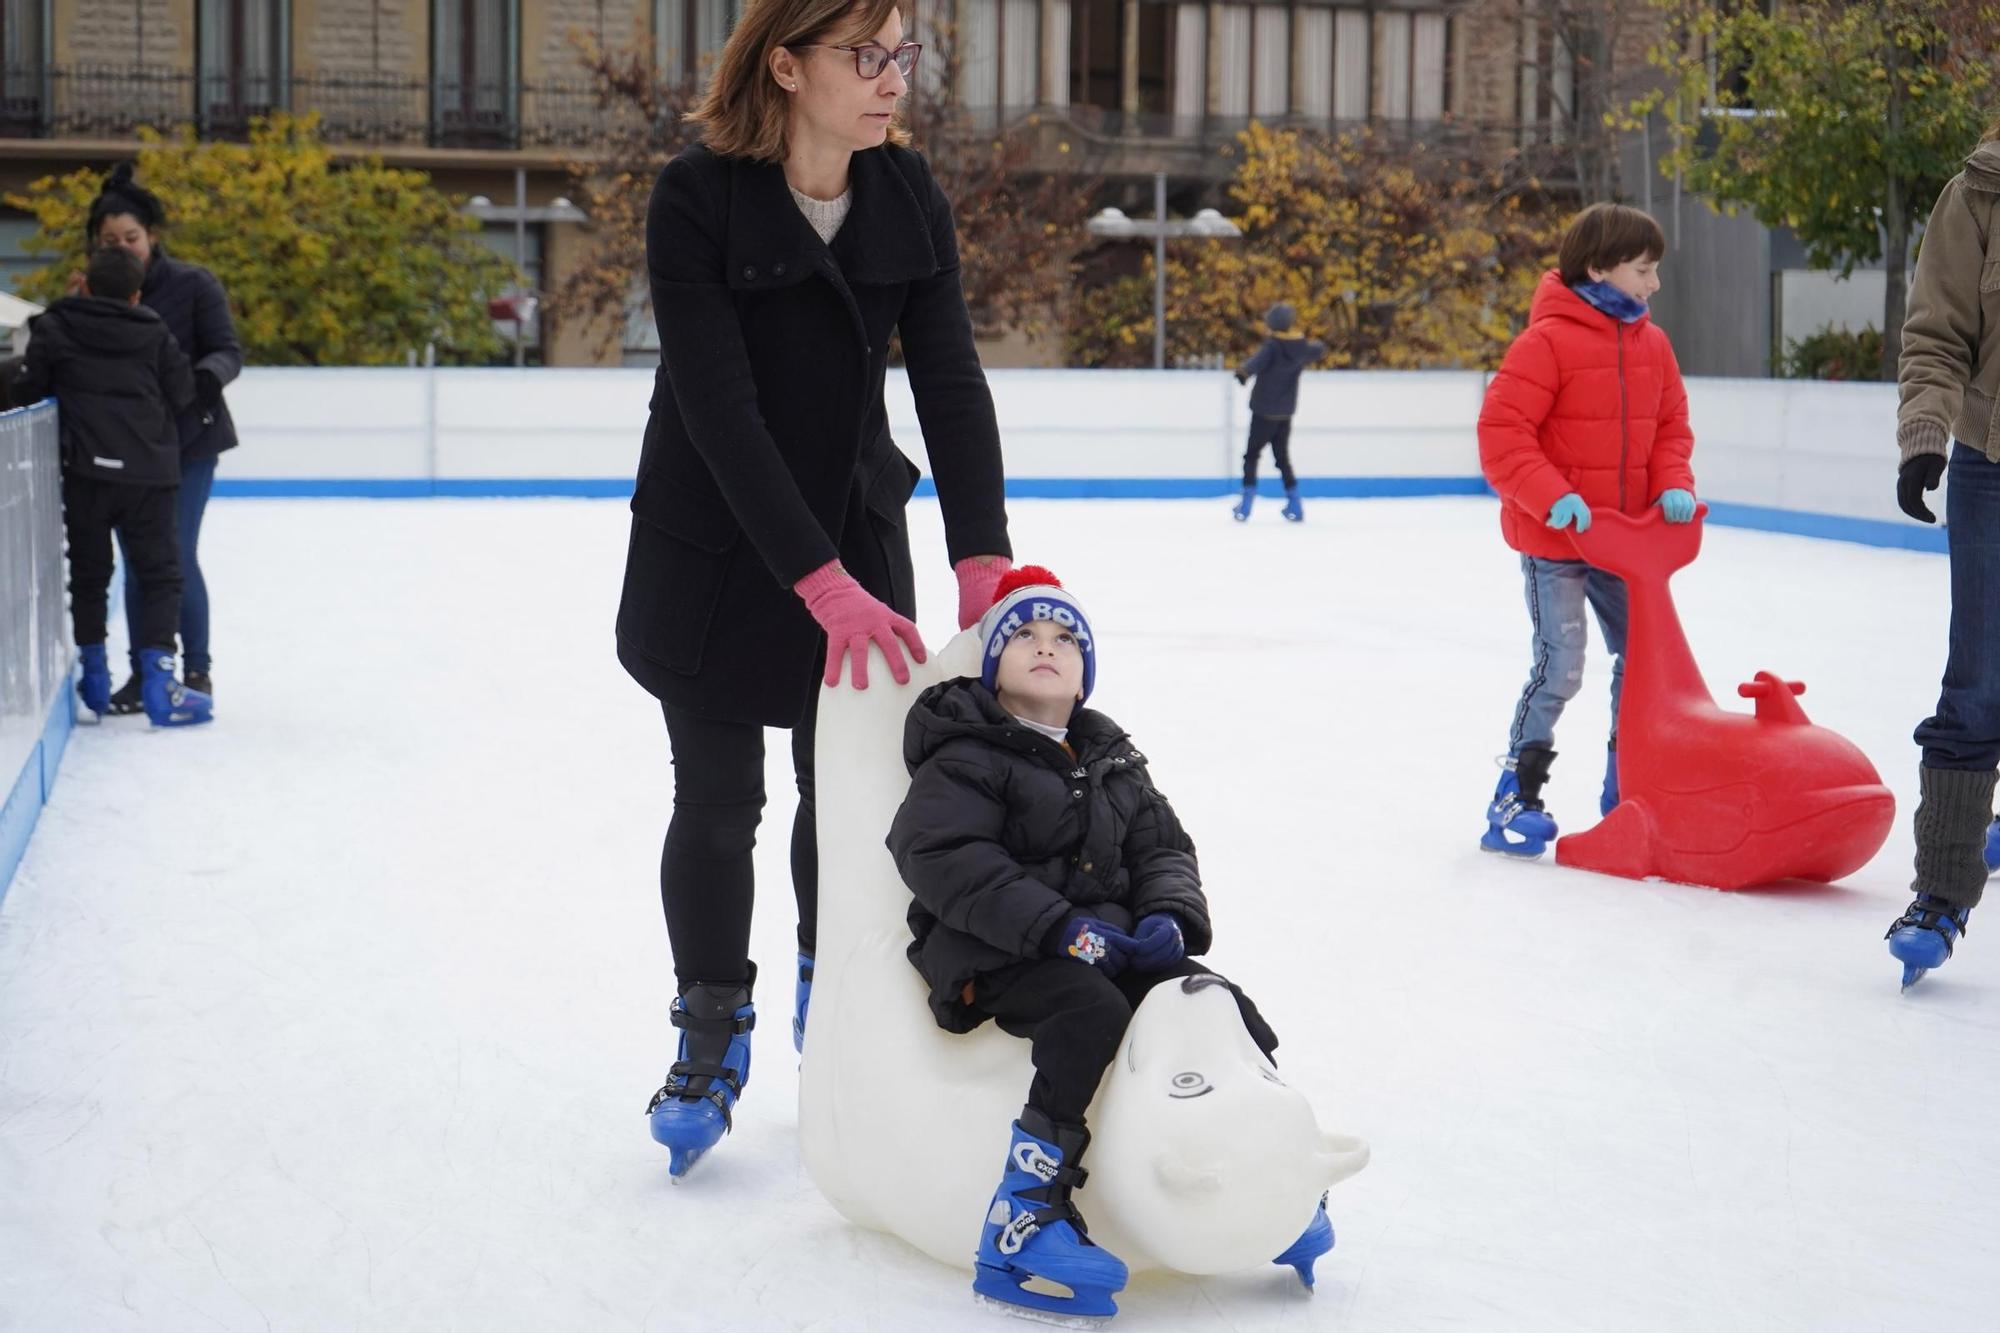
[1476,203,1695,856]
[1233,304,1325,522]
[887,567,1325,1322]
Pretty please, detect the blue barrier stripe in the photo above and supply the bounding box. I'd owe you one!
[0,678,75,908]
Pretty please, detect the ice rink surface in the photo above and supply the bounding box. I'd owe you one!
[2,496,1995,1333]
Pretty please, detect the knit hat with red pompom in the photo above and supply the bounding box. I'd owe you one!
[978,565,1096,702]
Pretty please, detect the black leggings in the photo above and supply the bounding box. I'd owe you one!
[1242,413,1296,488]
[972,958,1278,1125]
[659,687,819,989]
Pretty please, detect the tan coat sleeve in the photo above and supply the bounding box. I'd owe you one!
[1898,175,1985,463]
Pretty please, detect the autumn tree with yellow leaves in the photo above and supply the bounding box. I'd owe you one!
[1066,123,1562,370]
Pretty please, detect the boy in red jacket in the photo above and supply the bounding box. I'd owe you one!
[1476,204,1695,855]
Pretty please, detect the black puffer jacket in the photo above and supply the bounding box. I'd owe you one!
[888,677,1212,1033]
[140,247,242,461]
[13,296,193,485]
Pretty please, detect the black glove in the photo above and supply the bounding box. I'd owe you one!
[1233,372,1248,386]
[194,368,222,410]
[1898,453,1946,524]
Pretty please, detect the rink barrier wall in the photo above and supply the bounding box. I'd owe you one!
[0,402,73,907]
[200,368,1939,552]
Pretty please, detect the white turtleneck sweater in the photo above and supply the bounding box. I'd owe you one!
[789,184,853,245]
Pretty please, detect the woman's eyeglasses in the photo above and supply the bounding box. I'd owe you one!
[798,41,922,80]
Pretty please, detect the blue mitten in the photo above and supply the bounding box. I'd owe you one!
[1546,493,1592,532]
[1656,488,1696,523]
[1047,915,1138,977]
[1128,913,1186,970]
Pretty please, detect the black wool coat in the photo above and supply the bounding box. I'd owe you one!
[140,248,243,462]
[14,296,194,485]
[887,678,1214,1033]
[616,143,1012,727]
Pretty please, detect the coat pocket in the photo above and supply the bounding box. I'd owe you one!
[863,436,922,519]
[618,469,741,675]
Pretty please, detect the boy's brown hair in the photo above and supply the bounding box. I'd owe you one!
[1557,203,1667,287]
[689,0,910,162]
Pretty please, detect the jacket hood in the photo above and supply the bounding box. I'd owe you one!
[1964,140,2000,191]
[903,676,1127,772]
[1527,269,1653,335]
[34,296,167,354]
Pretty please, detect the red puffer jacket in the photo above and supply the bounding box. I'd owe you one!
[1478,270,1695,561]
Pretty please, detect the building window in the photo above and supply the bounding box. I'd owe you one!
[954,0,1064,115]
[433,0,518,148]
[198,1,289,139]
[655,0,739,82]
[1518,9,1577,142]
[0,0,49,137]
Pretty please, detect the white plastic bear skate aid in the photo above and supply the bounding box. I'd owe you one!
[798,629,1369,1277]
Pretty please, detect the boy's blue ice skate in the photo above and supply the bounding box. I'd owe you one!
[1281,486,1304,522]
[1986,819,2000,875]
[1481,745,1558,857]
[792,951,812,1053]
[76,643,112,717]
[1601,744,1620,817]
[1271,1193,1334,1290]
[973,1110,1127,1325]
[138,646,212,727]
[1232,486,1255,522]
[1886,895,1970,991]
[647,970,755,1178]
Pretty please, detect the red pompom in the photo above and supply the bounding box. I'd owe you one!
[991,564,1064,606]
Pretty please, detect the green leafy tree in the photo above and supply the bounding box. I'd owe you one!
[1641,0,1999,379]
[4,114,518,365]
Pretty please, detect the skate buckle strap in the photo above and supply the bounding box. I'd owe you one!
[1886,899,1968,950]
[670,1007,755,1036]
[647,1059,745,1124]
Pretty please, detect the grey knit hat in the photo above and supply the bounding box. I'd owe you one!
[1265,303,1296,333]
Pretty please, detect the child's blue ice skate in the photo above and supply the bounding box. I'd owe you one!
[137,646,212,727]
[647,972,755,1178]
[1281,486,1304,522]
[972,1110,1127,1325]
[792,951,812,1053]
[1271,1193,1334,1290]
[1886,894,1970,991]
[1986,819,2000,875]
[76,643,112,717]
[1481,746,1558,857]
[1232,486,1255,522]
[1601,744,1620,817]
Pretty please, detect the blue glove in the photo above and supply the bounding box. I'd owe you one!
[1546,493,1591,532]
[1128,913,1186,970]
[1656,488,1696,524]
[1047,915,1138,977]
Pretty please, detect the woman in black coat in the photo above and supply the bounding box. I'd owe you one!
[85,165,244,709]
[624,0,1012,1173]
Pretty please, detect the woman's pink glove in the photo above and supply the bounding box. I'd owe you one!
[795,561,927,689]
[953,555,1013,630]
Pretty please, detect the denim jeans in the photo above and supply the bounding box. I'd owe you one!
[1508,554,1629,753]
[1915,444,2000,770]
[119,454,217,674]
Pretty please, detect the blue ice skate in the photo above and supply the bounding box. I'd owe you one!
[647,974,755,1178]
[77,643,112,717]
[1887,895,1970,991]
[1985,819,2000,875]
[1601,744,1620,817]
[792,951,812,1054]
[138,646,212,727]
[1281,486,1304,522]
[1271,1193,1334,1290]
[1481,746,1558,857]
[973,1111,1127,1325]
[1232,486,1255,522]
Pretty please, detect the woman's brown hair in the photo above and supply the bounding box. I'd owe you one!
[689,0,910,162]
[1557,202,1668,286]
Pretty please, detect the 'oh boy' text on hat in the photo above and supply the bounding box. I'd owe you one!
[984,600,1095,662]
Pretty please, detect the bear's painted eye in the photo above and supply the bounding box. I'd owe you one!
[1169,1071,1212,1098]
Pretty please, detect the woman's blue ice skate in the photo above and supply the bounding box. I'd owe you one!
[647,973,755,1178]
[1481,746,1558,857]
[972,1111,1127,1325]
[1271,1193,1334,1290]
[1887,895,1970,991]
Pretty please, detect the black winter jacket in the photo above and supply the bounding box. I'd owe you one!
[888,678,1212,1033]
[140,248,243,462]
[615,143,1011,727]
[13,296,194,485]
[1240,334,1326,418]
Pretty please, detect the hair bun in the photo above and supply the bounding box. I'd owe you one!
[106,161,135,188]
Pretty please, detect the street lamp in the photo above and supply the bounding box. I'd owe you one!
[1086,171,1242,369]
[462,174,590,365]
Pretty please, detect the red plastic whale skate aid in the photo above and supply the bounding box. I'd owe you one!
[1553,505,1894,890]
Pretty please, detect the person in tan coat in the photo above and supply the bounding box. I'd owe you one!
[1889,120,2000,985]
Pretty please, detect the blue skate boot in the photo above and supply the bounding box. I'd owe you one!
[1601,743,1620,817]
[1886,895,1970,991]
[76,643,112,717]
[973,1109,1128,1323]
[1232,486,1255,521]
[138,646,212,727]
[1986,819,2000,875]
[1272,1193,1334,1290]
[1481,744,1558,857]
[792,951,812,1054]
[647,967,755,1178]
[1281,486,1304,522]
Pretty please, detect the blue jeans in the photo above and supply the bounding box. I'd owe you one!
[1508,554,1629,753]
[1915,444,2000,770]
[119,454,217,674]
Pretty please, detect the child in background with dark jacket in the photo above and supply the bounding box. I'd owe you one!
[13,246,212,727]
[888,566,1321,1323]
[1233,303,1325,522]
[1475,203,1694,856]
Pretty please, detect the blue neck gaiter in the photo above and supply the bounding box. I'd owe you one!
[1572,280,1649,325]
